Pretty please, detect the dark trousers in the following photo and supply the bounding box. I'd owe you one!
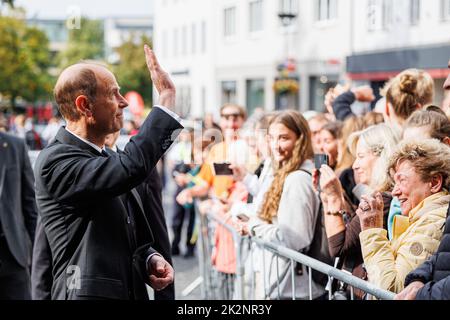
[171,188,196,251]
[0,236,31,300]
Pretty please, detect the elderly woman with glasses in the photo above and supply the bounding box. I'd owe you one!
[357,138,450,294]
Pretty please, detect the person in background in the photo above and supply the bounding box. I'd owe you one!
[357,139,450,293]
[170,134,204,258]
[307,113,330,154]
[318,121,342,173]
[442,60,450,118]
[331,86,376,122]
[25,124,43,151]
[11,114,27,138]
[381,69,434,130]
[177,104,251,206]
[41,116,63,146]
[0,130,37,299]
[0,113,8,132]
[403,106,450,146]
[230,113,276,214]
[238,111,328,300]
[314,124,400,298]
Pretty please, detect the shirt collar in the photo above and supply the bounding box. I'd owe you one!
[65,127,105,154]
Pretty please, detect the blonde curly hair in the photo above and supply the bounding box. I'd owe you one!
[387,138,450,188]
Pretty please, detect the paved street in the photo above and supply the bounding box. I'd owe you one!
[162,173,202,300]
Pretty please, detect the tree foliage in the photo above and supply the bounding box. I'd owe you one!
[0,15,53,107]
[0,0,14,8]
[113,34,153,106]
[57,17,104,68]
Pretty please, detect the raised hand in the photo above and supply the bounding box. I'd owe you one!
[352,86,375,103]
[319,165,344,202]
[356,192,384,231]
[144,44,176,109]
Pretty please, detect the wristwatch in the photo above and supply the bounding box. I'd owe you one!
[326,210,346,217]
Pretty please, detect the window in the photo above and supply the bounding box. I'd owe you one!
[201,87,206,114]
[191,23,196,54]
[246,79,265,115]
[173,28,179,57]
[221,81,237,105]
[410,0,420,25]
[249,0,263,32]
[442,0,450,21]
[201,21,206,53]
[367,0,392,31]
[176,87,191,117]
[279,0,299,26]
[316,0,337,22]
[182,25,187,55]
[162,30,168,57]
[224,7,237,37]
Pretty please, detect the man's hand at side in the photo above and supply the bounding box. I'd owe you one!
[147,254,174,291]
[144,44,176,109]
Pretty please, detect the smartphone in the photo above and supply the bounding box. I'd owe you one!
[236,213,250,222]
[213,162,233,176]
[314,154,329,170]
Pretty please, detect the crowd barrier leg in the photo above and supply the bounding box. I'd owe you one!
[195,210,395,301]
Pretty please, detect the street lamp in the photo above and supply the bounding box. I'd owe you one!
[276,6,299,110]
[278,12,297,27]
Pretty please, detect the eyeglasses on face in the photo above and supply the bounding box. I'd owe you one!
[220,113,242,120]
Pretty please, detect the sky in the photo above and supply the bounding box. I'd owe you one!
[16,0,154,19]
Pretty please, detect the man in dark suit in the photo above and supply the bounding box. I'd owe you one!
[0,131,37,299]
[106,131,176,299]
[31,132,175,300]
[33,46,182,300]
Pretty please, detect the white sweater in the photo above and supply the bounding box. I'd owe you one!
[247,160,325,299]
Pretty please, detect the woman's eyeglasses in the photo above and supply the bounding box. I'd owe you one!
[221,113,242,120]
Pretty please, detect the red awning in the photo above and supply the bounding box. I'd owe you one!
[347,68,450,81]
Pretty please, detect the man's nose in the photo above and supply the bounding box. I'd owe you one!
[119,96,129,108]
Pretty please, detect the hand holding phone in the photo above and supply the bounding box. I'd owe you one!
[314,154,329,193]
[213,162,233,176]
[314,154,329,170]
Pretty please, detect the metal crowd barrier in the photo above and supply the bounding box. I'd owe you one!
[195,204,395,301]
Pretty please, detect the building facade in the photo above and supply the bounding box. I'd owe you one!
[153,0,450,116]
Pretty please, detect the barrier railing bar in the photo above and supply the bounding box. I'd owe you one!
[199,209,395,301]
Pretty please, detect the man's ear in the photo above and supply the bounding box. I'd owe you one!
[429,174,443,194]
[75,95,93,117]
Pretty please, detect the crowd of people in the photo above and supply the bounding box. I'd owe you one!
[172,64,450,300]
[0,45,449,300]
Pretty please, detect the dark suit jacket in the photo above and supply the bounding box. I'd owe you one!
[33,108,182,300]
[31,168,175,300]
[0,132,37,269]
[31,216,53,300]
[137,168,175,300]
